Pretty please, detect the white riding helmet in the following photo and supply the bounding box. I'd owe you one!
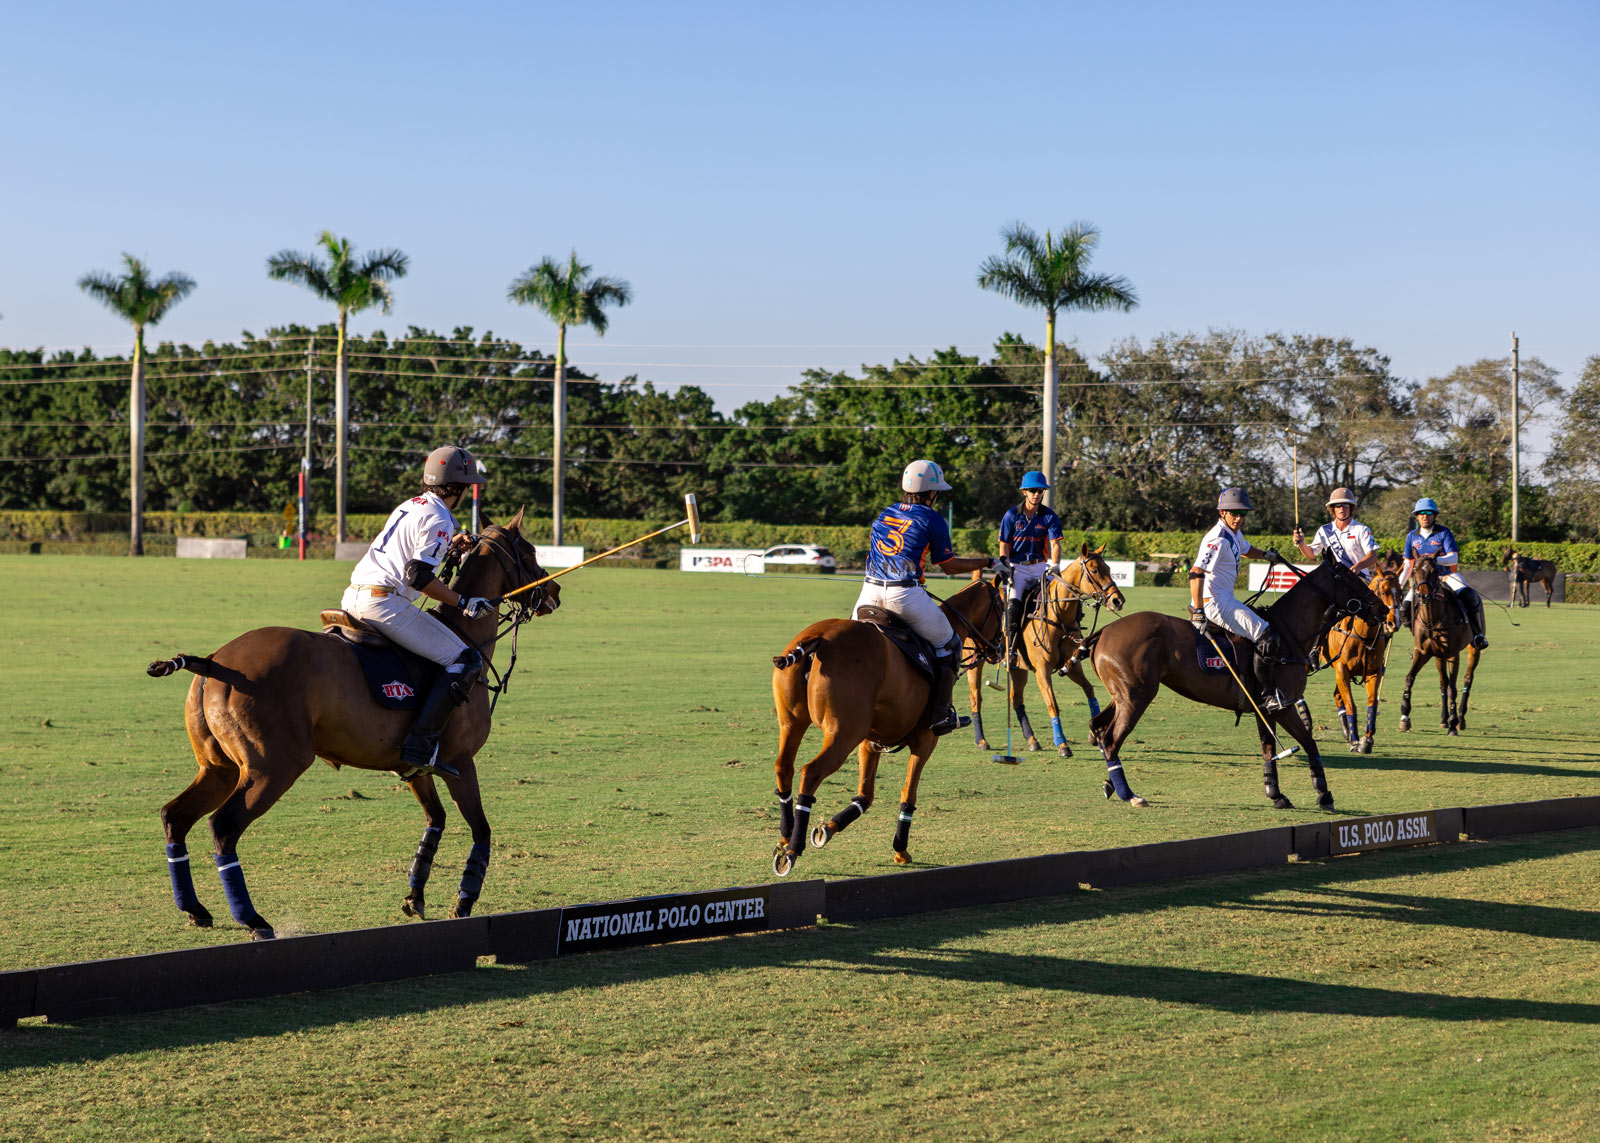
[901,459,952,493]
[1325,486,1357,508]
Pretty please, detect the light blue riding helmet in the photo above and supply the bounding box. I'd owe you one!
[1019,470,1049,491]
[1413,497,1439,514]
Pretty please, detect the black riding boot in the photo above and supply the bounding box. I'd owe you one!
[400,649,482,777]
[926,637,970,736]
[1395,597,1412,629]
[1253,631,1286,713]
[1459,587,1489,649]
[1005,599,1026,664]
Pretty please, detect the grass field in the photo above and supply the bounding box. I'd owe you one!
[2,555,1599,1141]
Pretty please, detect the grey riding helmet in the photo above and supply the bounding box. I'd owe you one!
[423,446,487,487]
[1217,487,1254,512]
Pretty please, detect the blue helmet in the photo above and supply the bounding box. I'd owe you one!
[1413,497,1439,515]
[1019,470,1049,491]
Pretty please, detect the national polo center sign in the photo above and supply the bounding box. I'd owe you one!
[556,885,779,954]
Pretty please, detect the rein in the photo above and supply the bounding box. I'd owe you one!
[440,530,546,715]
[945,579,1007,669]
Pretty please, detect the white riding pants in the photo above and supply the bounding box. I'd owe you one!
[342,588,470,667]
[1203,593,1269,642]
[1401,571,1467,602]
[853,582,955,649]
[1007,560,1049,602]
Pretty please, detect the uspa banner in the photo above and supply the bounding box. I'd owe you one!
[680,547,764,573]
[1246,562,1318,592]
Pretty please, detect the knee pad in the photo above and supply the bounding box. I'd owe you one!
[447,647,483,702]
[940,633,962,662]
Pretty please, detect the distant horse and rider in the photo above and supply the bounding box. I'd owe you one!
[966,543,1125,757]
[1502,546,1558,608]
[1321,554,1402,753]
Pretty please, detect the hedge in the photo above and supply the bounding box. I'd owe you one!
[5,511,1600,576]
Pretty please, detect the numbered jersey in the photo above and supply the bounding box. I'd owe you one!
[999,504,1062,563]
[1194,519,1249,600]
[865,502,955,583]
[349,492,458,602]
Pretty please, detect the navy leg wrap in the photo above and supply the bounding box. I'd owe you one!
[1364,704,1378,738]
[776,789,794,839]
[971,712,986,745]
[1015,706,1036,742]
[167,842,202,913]
[214,851,258,925]
[1104,755,1135,801]
[830,796,867,835]
[408,826,442,892]
[1337,710,1355,744]
[892,801,915,852]
[1050,715,1065,746]
[458,842,491,903]
[1088,695,1102,718]
[786,794,814,855]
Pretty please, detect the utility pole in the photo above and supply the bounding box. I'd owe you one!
[301,336,314,560]
[1510,331,1520,542]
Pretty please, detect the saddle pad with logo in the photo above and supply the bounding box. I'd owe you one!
[1193,627,1244,675]
[323,629,443,710]
[854,606,939,684]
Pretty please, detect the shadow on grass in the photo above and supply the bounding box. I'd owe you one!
[6,828,1600,1067]
[1321,749,1600,781]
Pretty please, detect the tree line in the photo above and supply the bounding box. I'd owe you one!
[3,325,1595,541]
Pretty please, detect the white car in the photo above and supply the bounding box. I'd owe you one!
[761,544,837,571]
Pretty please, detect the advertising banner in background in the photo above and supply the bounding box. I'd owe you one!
[680,548,765,574]
[1246,562,1318,592]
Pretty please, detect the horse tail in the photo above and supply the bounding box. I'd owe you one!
[772,639,820,671]
[146,654,217,679]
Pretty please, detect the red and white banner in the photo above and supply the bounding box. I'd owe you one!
[1246,562,1318,592]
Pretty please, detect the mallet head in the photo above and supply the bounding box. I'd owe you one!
[685,493,702,544]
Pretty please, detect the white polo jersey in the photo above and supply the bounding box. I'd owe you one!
[350,492,458,603]
[1308,519,1377,574]
[1194,520,1249,601]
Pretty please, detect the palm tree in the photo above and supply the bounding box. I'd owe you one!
[78,255,197,556]
[978,222,1138,506]
[267,232,408,542]
[508,252,632,544]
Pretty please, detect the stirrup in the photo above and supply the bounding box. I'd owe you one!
[1472,634,1488,650]
[399,738,460,779]
[928,707,971,736]
[1261,692,1287,713]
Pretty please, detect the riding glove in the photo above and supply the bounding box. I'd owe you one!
[1188,605,1206,632]
[460,596,493,618]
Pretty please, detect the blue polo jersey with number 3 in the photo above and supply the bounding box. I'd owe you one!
[999,504,1063,563]
[866,502,955,583]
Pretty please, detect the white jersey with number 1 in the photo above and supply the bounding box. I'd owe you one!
[349,492,458,603]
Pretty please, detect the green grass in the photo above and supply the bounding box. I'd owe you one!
[2,557,1598,1141]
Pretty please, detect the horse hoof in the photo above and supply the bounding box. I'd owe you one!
[1318,792,1335,811]
[249,926,275,941]
[1102,779,1115,800]
[1447,727,1459,737]
[810,823,833,849]
[1399,718,1411,732]
[1361,737,1374,755]
[1058,744,1072,758]
[1271,795,1295,810]
[1130,796,1150,809]
[1026,739,1042,752]
[402,897,427,921]
[772,846,795,877]
[453,898,476,919]
[893,850,912,865]
[975,738,991,751]
[185,908,213,929]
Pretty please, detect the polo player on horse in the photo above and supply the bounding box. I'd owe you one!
[852,459,1001,736]
[341,445,496,777]
[997,469,1064,664]
[1188,487,1289,712]
[1397,497,1488,650]
[1292,486,1379,579]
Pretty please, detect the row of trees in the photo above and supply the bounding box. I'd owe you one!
[3,325,1593,540]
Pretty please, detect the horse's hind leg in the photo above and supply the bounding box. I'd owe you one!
[1011,667,1042,752]
[891,731,937,864]
[812,742,880,850]
[437,762,491,918]
[1457,647,1481,731]
[966,653,989,750]
[1033,662,1073,757]
[158,680,239,928]
[402,776,448,920]
[1096,685,1153,807]
[1399,649,1427,731]
[1361,672,1380,754]
[1436,655,1456,735]
[205,734,314,940]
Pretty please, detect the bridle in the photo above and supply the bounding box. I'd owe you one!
[1031,555,1122,645]
[438,527,553,713]
[1254,555,1382,672]
[945,577,1007,669]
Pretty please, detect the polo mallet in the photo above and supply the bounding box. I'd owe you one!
[990,575,1021,764]
[494,493,702,604]
[1202,626,1299,763]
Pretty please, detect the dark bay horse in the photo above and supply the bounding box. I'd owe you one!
[1503,547,1558,608]
[1399,552,1482,736]
[147,515,559,939]
[967,544,1125,757]
[1325,559,1401,754]
[1075,553,1383,810]
[768,577,1005,874]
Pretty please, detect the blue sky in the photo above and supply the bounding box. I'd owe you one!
[3,1,1594,455]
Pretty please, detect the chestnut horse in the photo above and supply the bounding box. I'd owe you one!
[1075,553,1383,810]
[1399,552,1482,736]
[147,516,559,939]
[967,544,1125,757]
[1325,558,1401,754]
[768,577,1005,874]
[1502,546,1558,608]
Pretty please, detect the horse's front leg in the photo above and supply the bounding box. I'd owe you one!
[402,774,448,920]
[811,742,879,850]
[892,731,938,864]
[1256,715,1293,810]
[1332,665,1359,749]
[1272,707,1333,811]
[1436,655,1457,736]
[1457,646,1481,731]
[1361,671,1380,754]
[1033,658,1072,757]
[1010,666,1042,752]
[440,759,492,919]
[1399,649,1427,732]
[965,648,990,750]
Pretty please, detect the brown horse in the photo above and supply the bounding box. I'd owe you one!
[1502,546,1558,608]
[1399,552,1482,736]
[1324,558,1401,754]
[1075,553,1383,810]
[147,515,559,939]
[967,544,1125,757]
[768,577,1006,874]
